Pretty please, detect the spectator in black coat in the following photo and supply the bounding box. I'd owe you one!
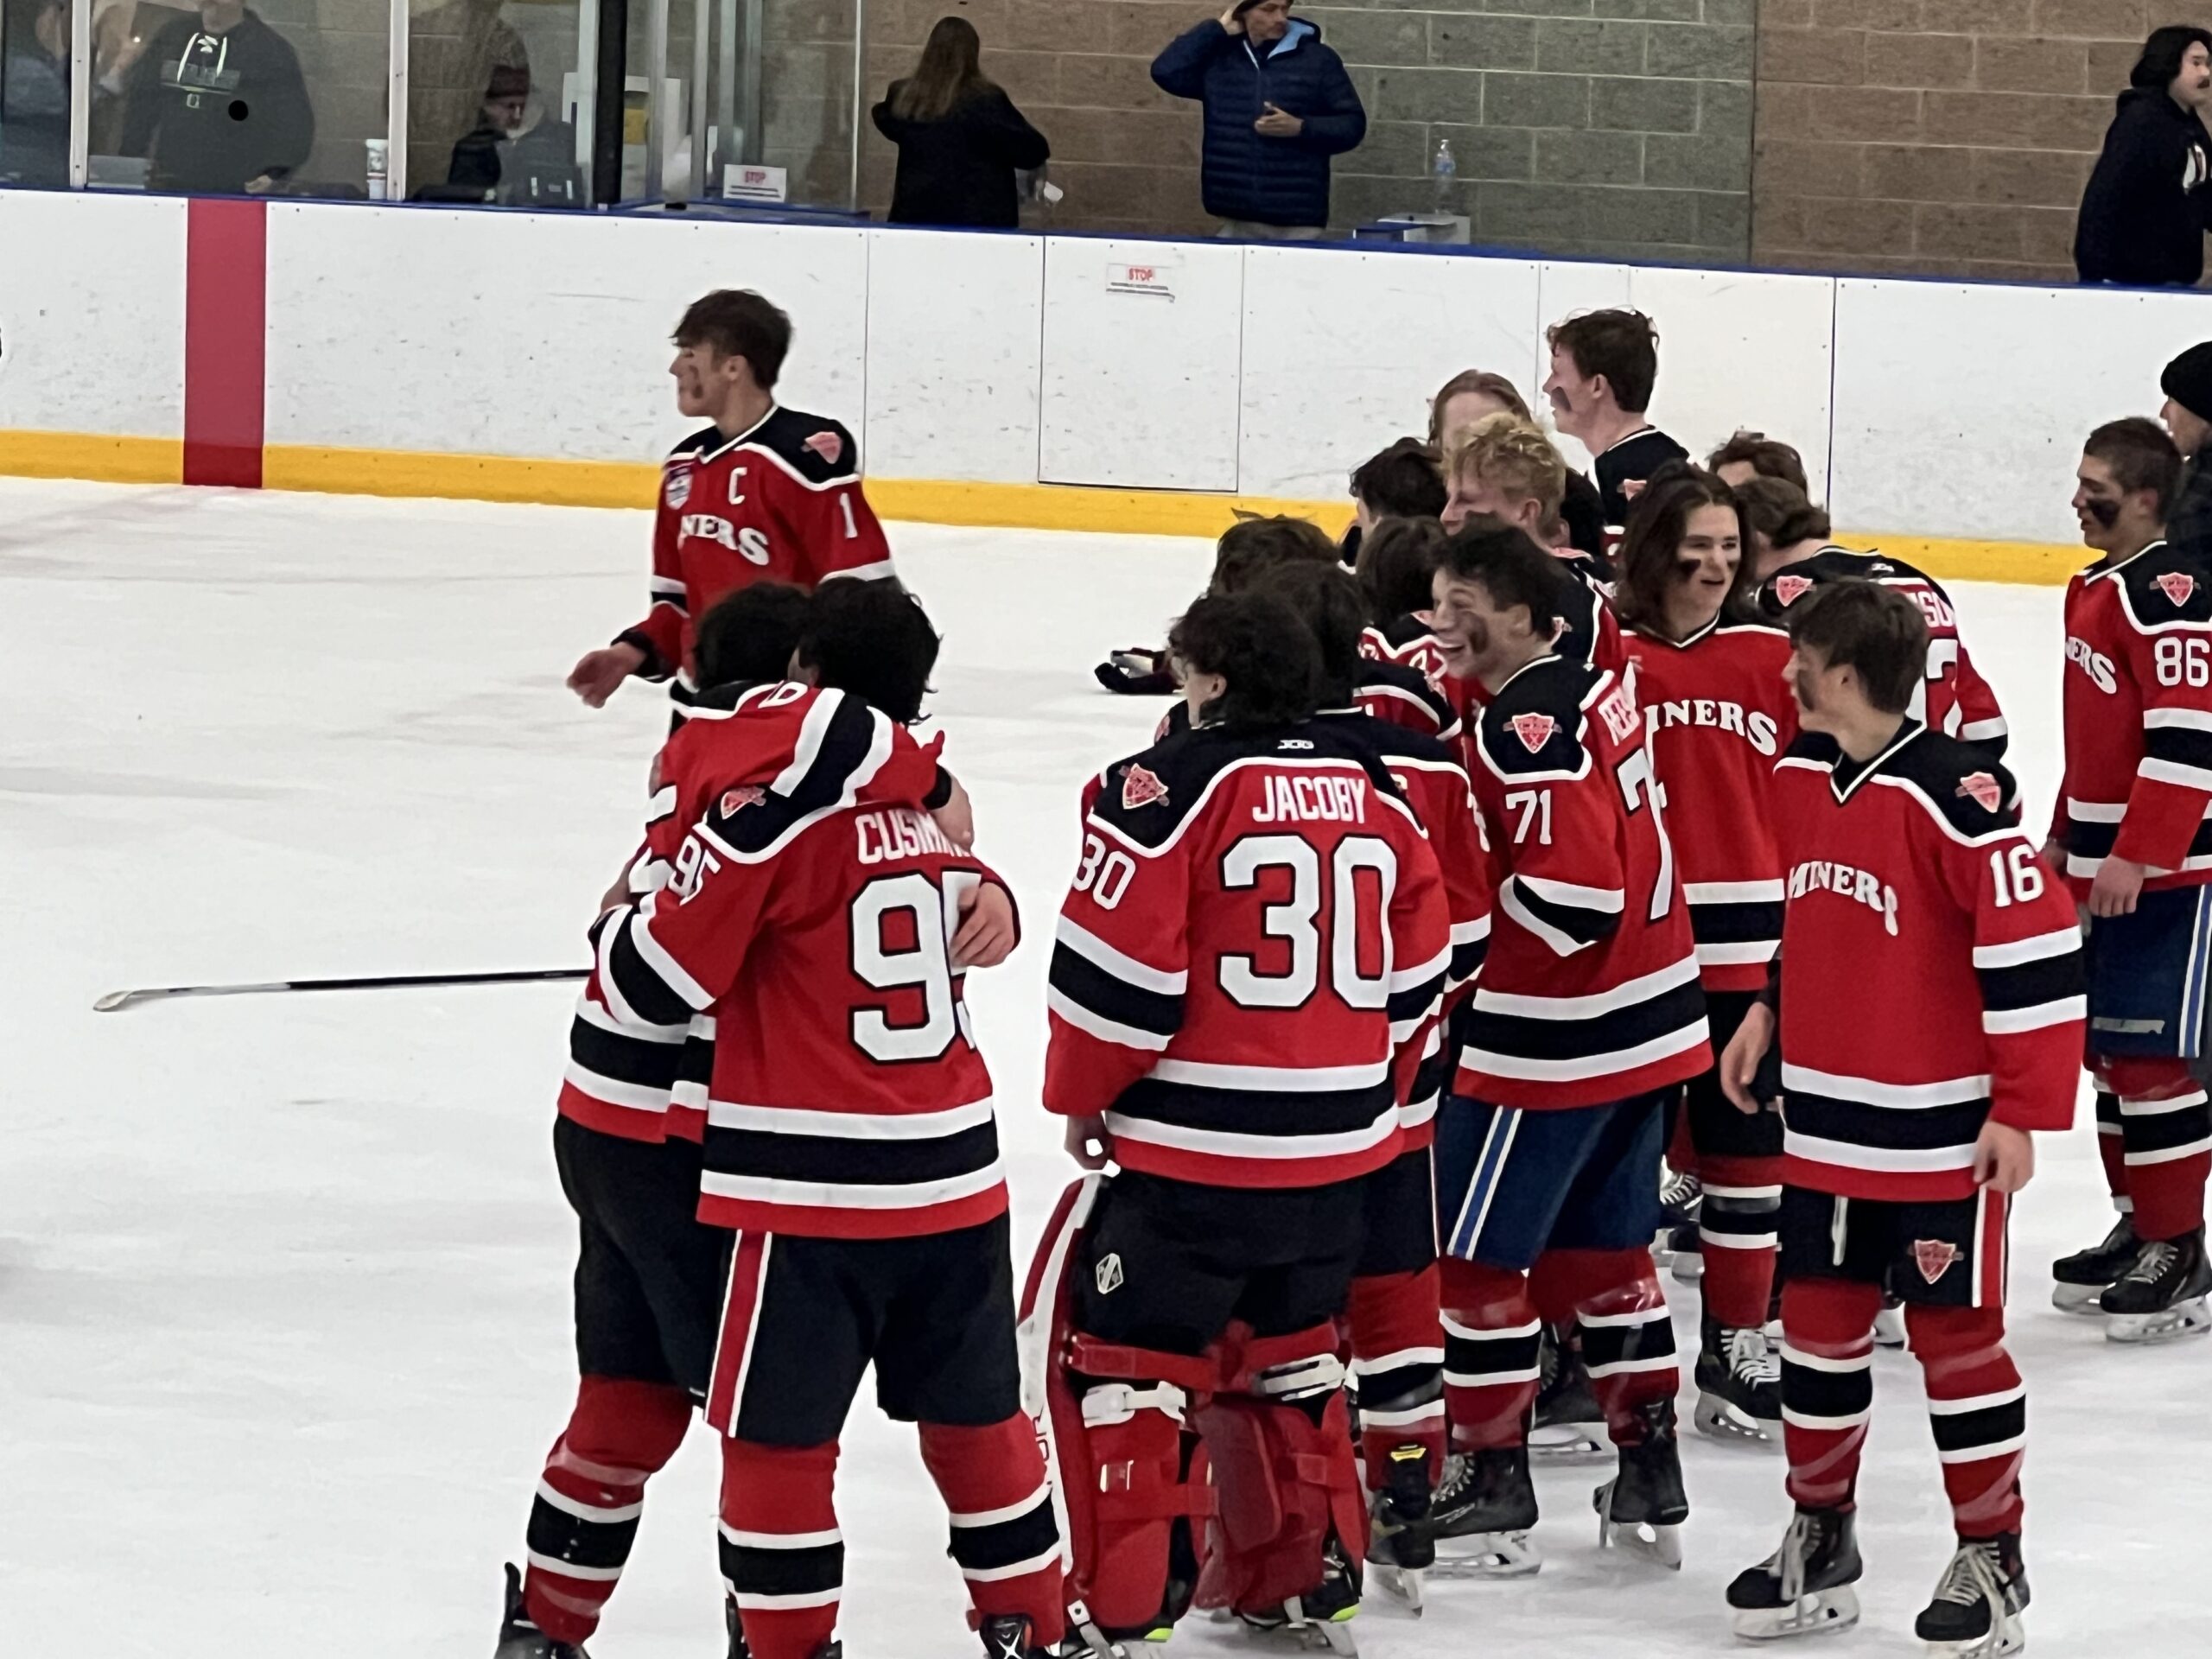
[2160,342,2212,566]
[872,16,1048,230]
[1150,0,1364,239]
[2076,24,2212,287]
[120,0,313,195]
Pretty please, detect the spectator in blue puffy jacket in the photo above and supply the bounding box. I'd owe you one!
[1151,0,1365,240]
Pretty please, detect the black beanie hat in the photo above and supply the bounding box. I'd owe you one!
[2164,342,2212,423]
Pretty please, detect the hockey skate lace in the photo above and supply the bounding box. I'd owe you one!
[1932,1540,2007,1611]
[1661,1168,1701,1211]
[1727,1325,1781,1388]
[2122,1240,2177,1285]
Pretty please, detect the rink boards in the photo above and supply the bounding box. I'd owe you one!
[4,188,2212,574]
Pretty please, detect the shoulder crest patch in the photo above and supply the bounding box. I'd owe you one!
[1955,772,2002,812]
[718,785,766,816]
[1772,574,1815,607]
[1122,765,1169,810]
[1509,713,1557,753]
[2156,570,2197,607]
[803,429,845,467]
[664,463,693,509]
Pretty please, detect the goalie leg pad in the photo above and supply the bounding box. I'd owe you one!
[1195,1327,1367,1618]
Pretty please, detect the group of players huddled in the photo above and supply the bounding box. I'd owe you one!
[491,289,2212,1659]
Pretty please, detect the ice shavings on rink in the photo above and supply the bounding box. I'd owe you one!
[1,477,2201,1658]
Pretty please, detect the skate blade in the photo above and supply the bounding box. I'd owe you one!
[1694,1393,1781,1447]
[1732,1586,1860,1641]
[1922,1607,2024,1657]
[1429,1531,1541,1579]
[2104,1295,2212,1344]
[1370,1562,1424,1616]
[2050,1281,2109,1315]
[1529,1426,1610,1465]
[1592,1482,1683,1569]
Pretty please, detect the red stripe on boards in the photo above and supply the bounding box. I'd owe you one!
[182,198,268,488]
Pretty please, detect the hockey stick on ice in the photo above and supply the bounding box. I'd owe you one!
[93,967,589,1013]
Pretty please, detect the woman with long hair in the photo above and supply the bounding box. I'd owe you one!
[872,16,1049,228]
[1615,463,1798,1450]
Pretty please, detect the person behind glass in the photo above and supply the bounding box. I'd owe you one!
[120,0,312,194]
[448,61,530,196]
[1151,0,1364,242]
[2075,25,2212,288]
[1429,368,1607,559]
[872,16,1048,230]
[0,0,69,187]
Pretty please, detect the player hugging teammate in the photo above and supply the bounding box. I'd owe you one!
[499,288,2139,1659]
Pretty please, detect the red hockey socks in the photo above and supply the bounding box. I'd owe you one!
[2102,1057,2212,1242]
[720,1439,844,1659]
[1533,1248,1679,1445]
[1697,1155,1782,1330]
[918,1417,1065,1647]
[1777,1277,1882,1513]
[1345,1266,1447,1489]
[1439,1258,1538,1451]
[523,1375,694,1646]
[2094,1089,2130,1210]
[1906,1303,2026,1539]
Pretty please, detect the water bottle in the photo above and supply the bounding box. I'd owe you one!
[1431,138,1456,216]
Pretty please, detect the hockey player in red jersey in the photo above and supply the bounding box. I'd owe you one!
[1036,593,1450,1653]
[2047,418,2212,1338]
[500,585,988,1659]
[1097,515,1342,696]
[1423,523,1709,1576]
[1615,467,1797,1443]
[595,583,1058,1659]
[567,289,895,719]
[1743,480,2007,755]
[1720,580,2083,1656]
[1253,563,1493,1602]
[1353,515,1452,692]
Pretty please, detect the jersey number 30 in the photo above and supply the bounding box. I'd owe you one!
[1217,834,1398,1009]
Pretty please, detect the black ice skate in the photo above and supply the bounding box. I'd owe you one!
[1592,1400,1688,1569]
[1916,1533,2029,1657]
[1423,1446,1541,1578]
[494,1562,590,1659]
[1694,1317,1783,1446]
[1654,1169,1702,1278]
[1529,1325,1606,1463]
[1365,1444,1433,1612]
[1726,1507,1862,1642]
[1233,1532,1361,1655]
[2050,1212,2138,1313]
[980,1613,1052,1659]
[724,1599,839,1659]
[2100,1227,2212,1344]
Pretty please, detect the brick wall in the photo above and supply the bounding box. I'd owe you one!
[807,0,1755,257]
[1752,0,2212,282]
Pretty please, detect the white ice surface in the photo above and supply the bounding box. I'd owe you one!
[2,478,2204,1658]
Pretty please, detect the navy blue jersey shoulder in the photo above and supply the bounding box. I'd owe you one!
[1755,546,1952,623]
[1876,729,2022,836]
[1357,659,1458,730]
[750,406,862,484]
[2113,541,2212,629]
[1477,658,1599,778]
[668,423,723,463]
[1312,708,1460,771]
[1374,611,1437,649]
[1094,721,1409,849]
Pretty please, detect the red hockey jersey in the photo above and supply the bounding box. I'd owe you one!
[1044,723,1450,1189]
[620,408,896,694]
[1624,620,1798,992]
[1456,656,1711,1109]
[1754,546,2007,753]
[1361,613,1451,693]
[602,776,1011,1239]
[1771,726,2083,1202]
[2050,539,2212,897]
[1155,660,1460,747]
[558,683,944,1147]
[1313,709,1493,1144]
